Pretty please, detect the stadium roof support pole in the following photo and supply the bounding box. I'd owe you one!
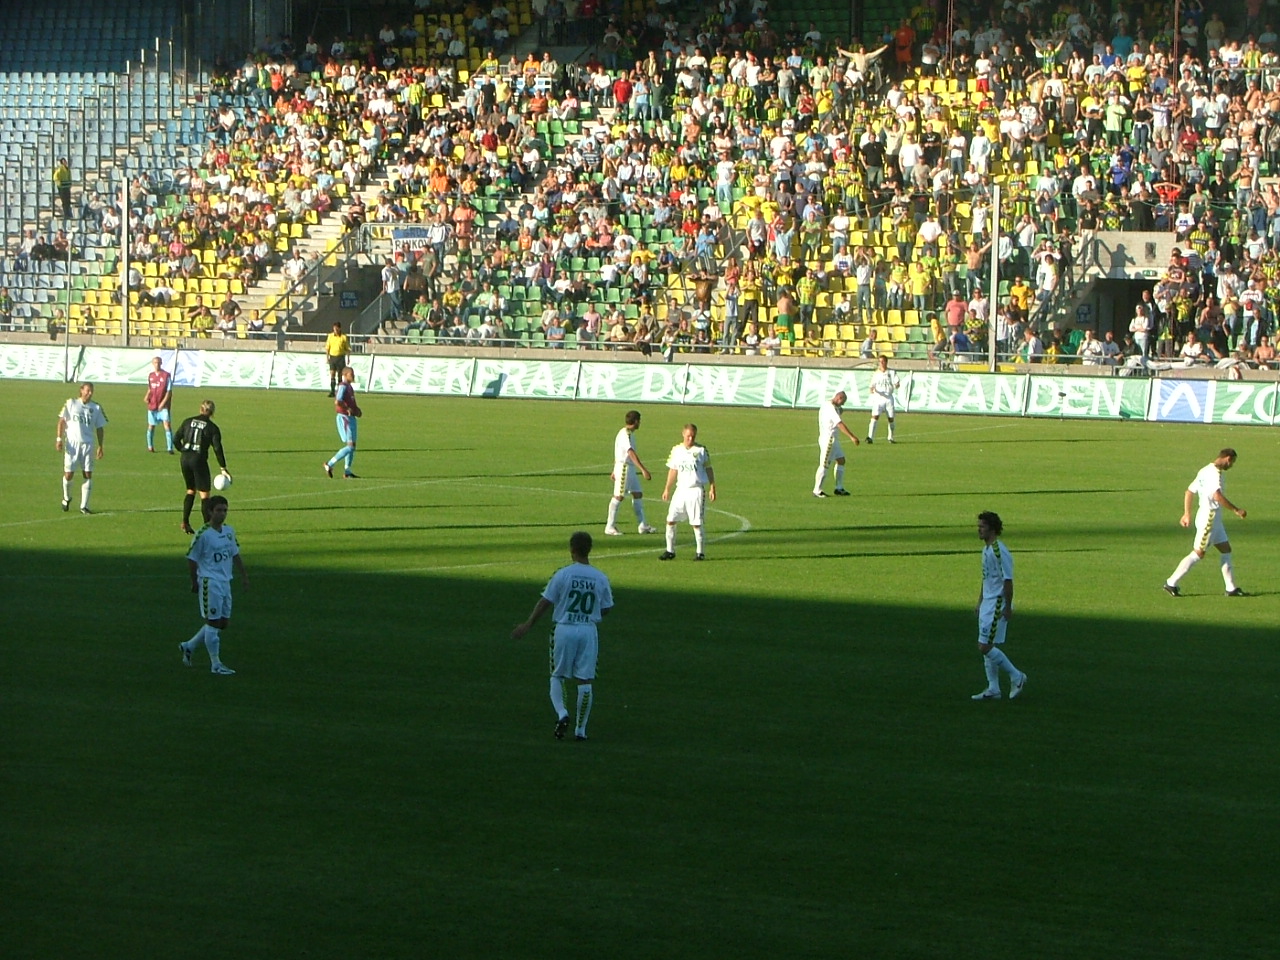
[988,184,1001,372]
[121,64,132,348]
[156,37,162,128]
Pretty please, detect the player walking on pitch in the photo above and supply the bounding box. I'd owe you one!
[176,400,231,534]
[814,391,859,497]
[179,495,247,675]
[972,511,1027,701]
[55,382,107,514]
[144,355,174,453]
[866,355,901,443]
[1164,448,1247,597]
[323,366,362,479]
[512,531,613,741]
[661,423,716,560]
[606,409,656,535]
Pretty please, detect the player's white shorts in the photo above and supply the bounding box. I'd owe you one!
[819,436,844,467]
[198,578,234,622]
[978,596,1009,646]
[63,442,95,473]
[666,486,706,525]
[147,408,171,426]
[870,396,896,417]
[1193,509,1228,553]
[550,623,599,680]
[612,460,641,498]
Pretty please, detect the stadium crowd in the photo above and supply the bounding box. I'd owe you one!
[11,0,1280,368]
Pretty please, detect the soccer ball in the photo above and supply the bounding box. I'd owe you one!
[212,473,232,491]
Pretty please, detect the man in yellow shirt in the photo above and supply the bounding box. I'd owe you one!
[325,321,350,397]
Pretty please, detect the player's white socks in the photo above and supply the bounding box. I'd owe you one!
[1220,553,1236,591]
[982,652,1000,692]
[606,497,622,529]
[550,677,568,720]
[887,420,895,440]
[1168,552,1200,586]
[813,463,827,495]
[62,477,71,501]
[80,479,92,510]
[987,646,1019,678]
[867,418,877,440]
[204,627,223,666]
[575,683,593,737]
[693,526,706,555]
[183,626,207,652]
[665,524,676,553]
[834,464,845,490]
[632,498,647,526]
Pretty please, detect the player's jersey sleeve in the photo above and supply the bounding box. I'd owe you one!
[93,404,108,429]
[665,444,682,470]
[997,543,1013,582]
[613,428,633,463]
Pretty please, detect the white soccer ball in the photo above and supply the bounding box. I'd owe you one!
[212,473,232,491]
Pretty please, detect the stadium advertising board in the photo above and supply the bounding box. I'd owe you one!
[8,343,1280,427]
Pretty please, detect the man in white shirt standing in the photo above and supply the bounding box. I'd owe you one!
[865,355,901,443]
[1164,449,1247,597]
[814,390,860,497]
[180,495,247,675]
[660,424,716,560]
[606,409,656,536]
[511,531,613,741]
[971,511,1027,701]
[55,382,108,514]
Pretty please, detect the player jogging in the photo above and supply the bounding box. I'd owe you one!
[144,355,174,453]
[323,366,362,479]
[971,511,1027,701]
[814,391,859,497]
[179,495,248,675]
[511,531,614,741]
[1163,448,1247,597]
[605,409,655,535]
[55,382,107,514]
[866,355,901,443]
[660,423,716,560]
[176,400,231,534]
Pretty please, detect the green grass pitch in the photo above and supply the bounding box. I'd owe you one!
[2,379,1277,959]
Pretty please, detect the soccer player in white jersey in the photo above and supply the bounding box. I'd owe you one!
[605,409,656,535]
[180,495,248,675]
[972,511,1027,700]
[814,390,860,497]
[512,531,614,740]
[1164,448,1247,597]
[55,382,108,514]
[866,355,901,443]
[660,423,716,560]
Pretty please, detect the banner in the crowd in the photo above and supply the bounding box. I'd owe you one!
[1023,375,1149,420]
[365,355,474,395]
[390,227,432,252]
[1147,378,1280,426]
[904,371,1027,416]
[6,343,1276,428]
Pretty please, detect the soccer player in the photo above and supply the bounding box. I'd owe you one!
[1163,449,1247,597]
[176,400,231,534]
[143,355,174,453]
[814,391,860,497]
[605,409,656,535]
[323,366,362,479]
[511,531,613,741]
[972,511,1027,701]
[660,423,716,560]
[324,322,349,396]
[55,382,107,514]
[866,355,901,443]
[179,495,247,675]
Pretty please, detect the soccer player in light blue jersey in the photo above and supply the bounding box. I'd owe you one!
[323,367,362,479]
